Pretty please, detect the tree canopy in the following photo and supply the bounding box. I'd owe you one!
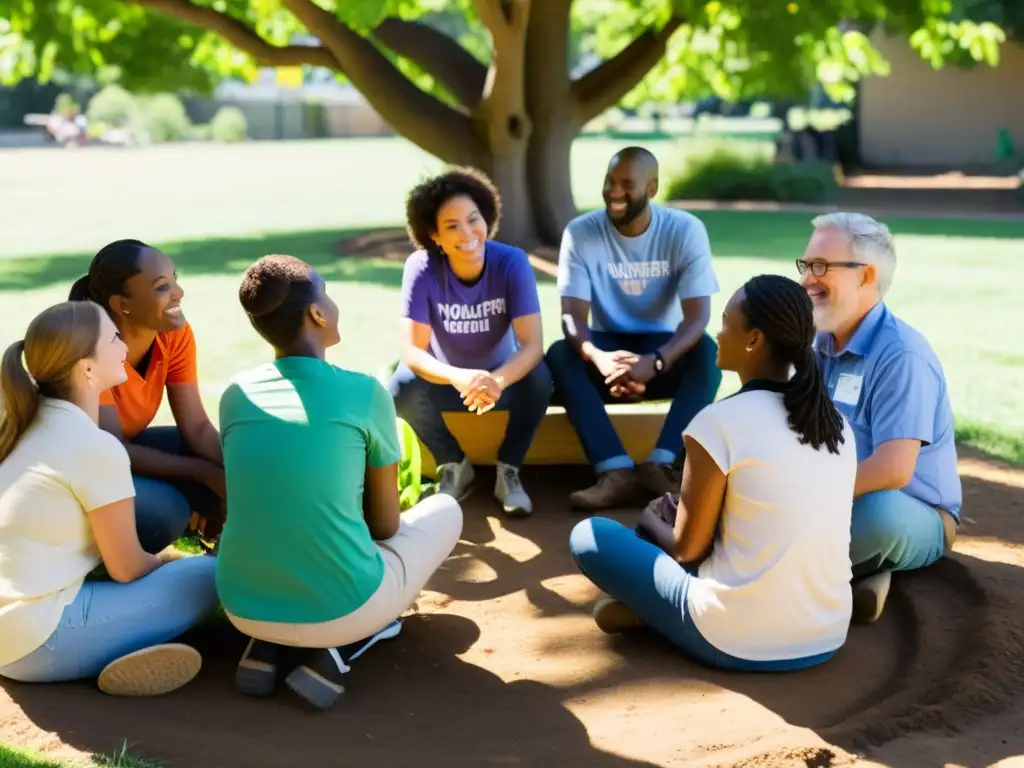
[0,0,1011,245]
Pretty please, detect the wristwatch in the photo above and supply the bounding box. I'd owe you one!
[653,350,666,374]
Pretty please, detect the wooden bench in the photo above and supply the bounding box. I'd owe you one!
[417,403,670,476]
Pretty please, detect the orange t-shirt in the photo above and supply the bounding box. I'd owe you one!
[100,323,199,441]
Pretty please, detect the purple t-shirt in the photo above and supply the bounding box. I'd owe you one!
[400,240,541,370]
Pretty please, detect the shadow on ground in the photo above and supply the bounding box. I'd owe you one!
[2,210,1020,294]
[0,229,404,294]
[3,459,1024,768]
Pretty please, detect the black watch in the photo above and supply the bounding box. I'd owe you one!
[652,350,666,374]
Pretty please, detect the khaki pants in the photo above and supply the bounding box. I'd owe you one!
[227,493,463,648]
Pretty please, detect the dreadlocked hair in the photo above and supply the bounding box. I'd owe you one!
[743,274,845,454]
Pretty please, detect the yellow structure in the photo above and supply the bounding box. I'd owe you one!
[417,404,669,476]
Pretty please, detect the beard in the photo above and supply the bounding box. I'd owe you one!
[606,195,649,227]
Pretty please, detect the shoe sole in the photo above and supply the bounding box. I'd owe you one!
[285,665,345,711]
[97,644,202,697]
[235,657,278,698]
[593,600,645,634]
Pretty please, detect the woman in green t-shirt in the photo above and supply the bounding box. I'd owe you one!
[215,254,464,711]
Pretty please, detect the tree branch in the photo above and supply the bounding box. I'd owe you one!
[372,18,487,108]
[572,16,684,123]
[282,0,482,165]
[129,0,338,69]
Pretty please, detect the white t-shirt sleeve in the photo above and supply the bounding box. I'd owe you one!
[69,431,136,512]
[683,403,732,474]
[675,215,720,301]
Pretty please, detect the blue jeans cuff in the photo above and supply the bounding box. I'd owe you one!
[595,455,635,474]
[645,448,676,467]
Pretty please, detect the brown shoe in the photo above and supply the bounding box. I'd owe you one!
[635,462,681,497]
[569,469,636,510]
[593,598,645,634]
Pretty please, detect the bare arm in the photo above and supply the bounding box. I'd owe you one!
[363,462,401,541]
[167,382,223,466]
[99,405,215,482]
[87,498,163,583]
[671,435,727,565]
[400,318,470,387]
[658,296,712,367]
[855,439,920,498]
[493,313,543,386]
[560,297,595,360]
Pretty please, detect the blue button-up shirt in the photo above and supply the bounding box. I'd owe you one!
[815,301,962,520]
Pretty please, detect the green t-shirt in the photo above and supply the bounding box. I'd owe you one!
[215,357,400,624]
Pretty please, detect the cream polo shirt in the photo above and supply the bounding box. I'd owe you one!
[0,398,135,667]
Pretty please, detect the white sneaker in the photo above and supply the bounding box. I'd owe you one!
[436,458,475,500]
[852,570,892,624]
[495,463,532,516]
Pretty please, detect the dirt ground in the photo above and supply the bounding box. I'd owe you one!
[0,447,1022,768]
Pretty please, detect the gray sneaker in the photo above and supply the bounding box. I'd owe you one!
[495,463,532,516]
[436,458,475,500]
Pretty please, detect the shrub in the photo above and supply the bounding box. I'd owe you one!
[53,92,79,114]
[138,93,192,143]
[210,106,248,142]
[86,85,137,127]
[664,146,840,204]
[189,123,213,141]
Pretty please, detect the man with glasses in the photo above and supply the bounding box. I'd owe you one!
[798,212,961,624]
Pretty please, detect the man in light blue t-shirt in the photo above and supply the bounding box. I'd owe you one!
[800,212,962,625]
[546,147,722,509]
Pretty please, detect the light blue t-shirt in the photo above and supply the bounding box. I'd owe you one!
[556,205,720,333]
[815,301,962,520]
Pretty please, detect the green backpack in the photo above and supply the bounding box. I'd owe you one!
[396,417,426,511]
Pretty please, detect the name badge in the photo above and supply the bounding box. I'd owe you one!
[834,373,863,406]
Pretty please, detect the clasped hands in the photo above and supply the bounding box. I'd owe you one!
[591,349,657,400]
[452,368,504,415]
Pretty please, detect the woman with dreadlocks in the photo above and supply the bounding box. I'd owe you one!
[569,274,857,671]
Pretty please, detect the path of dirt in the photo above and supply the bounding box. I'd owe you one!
[0,448,1023,767]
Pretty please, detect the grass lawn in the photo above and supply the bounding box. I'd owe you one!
[0,137,1021,469]
[0,743,158,768]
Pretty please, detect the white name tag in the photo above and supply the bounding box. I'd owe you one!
[834,373,863,406]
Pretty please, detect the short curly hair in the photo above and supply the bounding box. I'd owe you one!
[238,254,320,348]
[405,166,502,251]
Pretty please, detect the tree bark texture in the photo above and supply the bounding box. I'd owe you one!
[129,0,681,247]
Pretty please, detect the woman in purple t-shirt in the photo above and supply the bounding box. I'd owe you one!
[388,167,551,516]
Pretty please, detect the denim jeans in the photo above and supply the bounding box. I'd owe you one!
[131,427,222,553]
[569,517,836,671]
[388,361,552,468]
[850,490,949,579]
[546,332,722,473]
[0,557,220,683]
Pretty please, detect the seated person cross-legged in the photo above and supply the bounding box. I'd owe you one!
[389,167,551,516]
[68,239,226,552]
[569,275,858,671]
[798,213,963,623]
[216,255,464,712]
[546,147,722,510]
[0,301,219,695]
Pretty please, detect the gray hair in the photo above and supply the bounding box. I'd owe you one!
[811,212,896,296]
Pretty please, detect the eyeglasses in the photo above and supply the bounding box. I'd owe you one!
[795,259,866,277]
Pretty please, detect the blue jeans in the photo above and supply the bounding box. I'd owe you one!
[546,332,722,472]
[132,427,222,553]
[851,490,949,579]
[389,361,552,467]
[0,557,220,683]
[569,517,836,671]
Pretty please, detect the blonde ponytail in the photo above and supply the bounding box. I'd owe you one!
[0,340,40,462]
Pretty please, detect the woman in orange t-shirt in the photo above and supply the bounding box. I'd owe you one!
[69,239,225,552]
